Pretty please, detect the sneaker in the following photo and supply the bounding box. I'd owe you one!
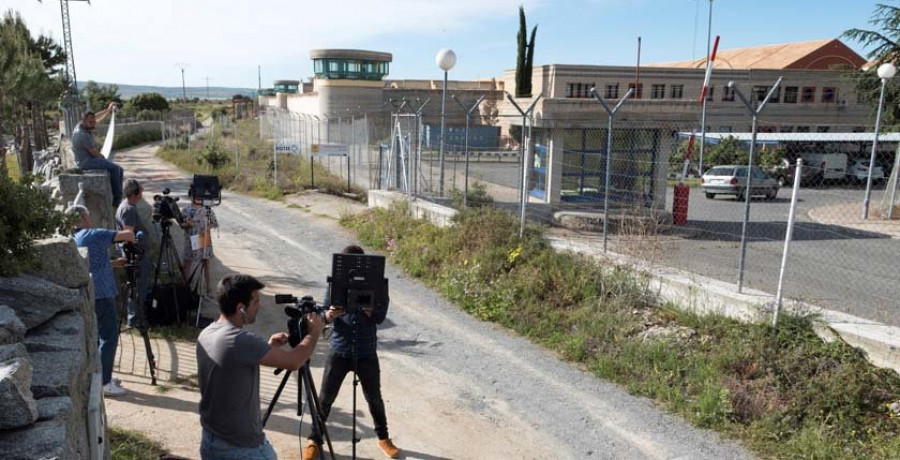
[377,438,400,459]
[103,381,127,397]
[302,440,320,460]
[112,377,123,386]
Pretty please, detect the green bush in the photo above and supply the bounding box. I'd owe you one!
[449,182,494,209]
[110,129,163,150]
[201,140,229,169]
[0,175,73,276]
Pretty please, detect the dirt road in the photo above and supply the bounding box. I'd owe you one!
[105,143,751,460]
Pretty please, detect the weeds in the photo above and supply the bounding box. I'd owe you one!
[341,204,900,459]
[108,426,168,460]
[156,119,365,201]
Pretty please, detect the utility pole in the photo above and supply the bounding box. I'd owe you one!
[258,65,262,95]
[174,63,189,101]
[204,77,213,99]
[57,0,90,96]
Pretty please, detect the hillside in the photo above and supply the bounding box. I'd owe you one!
[95,82,257,100]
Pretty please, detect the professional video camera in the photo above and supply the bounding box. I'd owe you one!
[120,231,145,268]
[275,294,327,347]
[329,253,389,315]
[152,188,184,224]
[189,175,222,206]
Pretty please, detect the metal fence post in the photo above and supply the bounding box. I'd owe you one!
[773,158,803,329]
[590,87,634,253]
[505,93,543,239]
[732,77,782,293]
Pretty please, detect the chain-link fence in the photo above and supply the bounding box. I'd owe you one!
[257,102,900,327]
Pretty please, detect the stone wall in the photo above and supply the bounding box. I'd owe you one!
[0,238,102,459]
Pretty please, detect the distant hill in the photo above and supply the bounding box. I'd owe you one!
[96,82,257,100]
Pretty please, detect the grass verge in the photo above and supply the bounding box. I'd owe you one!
[156,119,364,201]
[109,426,168,460]
[341,204,900,459]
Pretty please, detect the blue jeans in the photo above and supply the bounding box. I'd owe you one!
[79,157,124,205]
[95,297,118,385]
[200,429,277,460]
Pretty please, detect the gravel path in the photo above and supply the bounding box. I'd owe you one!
[106,142,752,460]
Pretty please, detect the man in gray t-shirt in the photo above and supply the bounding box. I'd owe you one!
[197,274,323,459]
[115,179,152,327]
[71,103,124,205]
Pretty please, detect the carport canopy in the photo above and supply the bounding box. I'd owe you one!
[676,132,900,145]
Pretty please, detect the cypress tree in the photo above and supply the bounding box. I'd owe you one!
[515,6,527,97]
[523,25,537,98]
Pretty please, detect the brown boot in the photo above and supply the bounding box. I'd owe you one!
[302,440,320,460]
[377,438,400,459]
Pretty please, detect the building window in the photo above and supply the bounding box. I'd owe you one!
[801,87,816,103]
[722,85,735,101]
[566,83,594,98]
[753,86,779,103]
[670,84,684,99]
[651,84,666,99]
[784,86,798,104]
[822,87,837,103]
[628,83,643,99]
[796,126,810,133]
[705,86,715,101]
[817,126,831,133]
[780,126,794,133]
[605,84,619,99]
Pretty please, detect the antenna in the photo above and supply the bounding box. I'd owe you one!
[174,63,190,101]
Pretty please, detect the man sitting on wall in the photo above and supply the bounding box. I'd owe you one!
[71,102,123,206]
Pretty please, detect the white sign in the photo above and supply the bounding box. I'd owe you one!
[311,143,349,157]
[275,143,300,154]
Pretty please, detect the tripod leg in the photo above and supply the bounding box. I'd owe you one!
[138,327,157,385]
[262,369,292,427]
[302,364,335,460]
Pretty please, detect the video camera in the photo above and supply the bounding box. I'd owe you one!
[275,294,326,347]
[328,253,389,315]
[189,175,222,206]
[152,188,184,224]
[120,231,146,268]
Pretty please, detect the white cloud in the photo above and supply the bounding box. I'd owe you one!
[8,0,544,86]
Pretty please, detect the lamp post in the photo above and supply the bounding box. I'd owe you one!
[863,62,896,220]
[436,49,456,197]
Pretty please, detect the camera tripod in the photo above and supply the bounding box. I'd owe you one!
[185,204,216,327]
[119,260,158,385]
[262,360,335,460]
[149,220,187,325]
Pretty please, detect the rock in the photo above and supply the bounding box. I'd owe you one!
[890,401,900,417]
[25,238,90,289]
[29,350,84,399]
[0,418,69,460]
[35,397,72,422]
[59,171,115,230]
[25,311,83,354]
[0,343,28,363]
[0,305,27,345]
[641,325,698,343]
[0,358,39,429]
[0,275,84,331]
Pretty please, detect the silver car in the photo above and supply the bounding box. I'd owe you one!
[701,165,779,200]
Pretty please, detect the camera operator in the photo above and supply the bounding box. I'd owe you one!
[303,245,400,460]
[115,178,152,328]
[180,188,218,296]
[67,205,135,397]
[197,274,324,460]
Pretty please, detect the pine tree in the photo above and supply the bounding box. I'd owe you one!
[515,6,527,97]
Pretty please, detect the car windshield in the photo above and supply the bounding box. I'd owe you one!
[707,167,734,176]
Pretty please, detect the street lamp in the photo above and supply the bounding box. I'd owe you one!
[863,62,896,220]
[436,48,456,197]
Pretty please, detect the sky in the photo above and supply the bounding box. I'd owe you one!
[5,0,881,89]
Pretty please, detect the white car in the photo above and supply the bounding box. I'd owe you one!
[847,159,884,183]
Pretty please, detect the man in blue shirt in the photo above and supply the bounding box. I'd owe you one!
[304,245,400,460]
[71,103,123,206]
[68,205,135,397]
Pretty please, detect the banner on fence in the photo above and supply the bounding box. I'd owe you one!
[311,143,349,157]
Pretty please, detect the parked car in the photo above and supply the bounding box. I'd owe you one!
[701,165,780,200]
[801,153,848,182]
[847,159,885,183]
[768,158,822,187]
